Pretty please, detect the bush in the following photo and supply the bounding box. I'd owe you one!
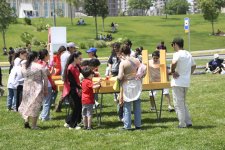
[20,32,34,44]
[79,42,86,49]
[94,40,107,48]
[24,17,32,25]
[32,37,40,46]
[87,41,94,48]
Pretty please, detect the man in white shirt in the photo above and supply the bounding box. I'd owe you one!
[60,42,79,76]
[170,37,196,128]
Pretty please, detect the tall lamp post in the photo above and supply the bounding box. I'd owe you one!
[53,0,56,26]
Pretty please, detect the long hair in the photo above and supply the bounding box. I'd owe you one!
[13,48,27,62]
[62,51,82,81]
[38,49,49,60]
[25,51,38,69]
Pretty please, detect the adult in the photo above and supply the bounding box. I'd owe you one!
[19,51,48,129]
[205,54,223,74]
[62,51,83,130]
[117,44,142,130]
[61,42,79,76]
[156,41,167,51]
[108,43,123,120]
[38,49,56,121]
[170,37,196,128]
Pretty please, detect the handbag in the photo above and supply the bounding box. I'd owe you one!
[113,79,120,91]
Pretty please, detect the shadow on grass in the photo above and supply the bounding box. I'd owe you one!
[190,125,216,130]
[40,124,63,130]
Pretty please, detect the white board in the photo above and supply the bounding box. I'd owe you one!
[50,27,67,44]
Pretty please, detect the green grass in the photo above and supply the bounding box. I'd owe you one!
[0,14,225,62]
[1,60,225,149]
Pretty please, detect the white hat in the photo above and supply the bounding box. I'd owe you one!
[214,54,219,59]
[67,42,79,49]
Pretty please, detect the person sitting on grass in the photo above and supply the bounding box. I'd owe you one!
[149,51,174,112]
[81,67,101,130]
[205,54,223,74]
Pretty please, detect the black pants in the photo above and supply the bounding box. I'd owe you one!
[118,106,123,120]
[16,85,23,111]
[65,91,82,128]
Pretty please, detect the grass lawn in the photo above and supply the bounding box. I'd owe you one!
[0,59,225,149]
[0,14,225,62]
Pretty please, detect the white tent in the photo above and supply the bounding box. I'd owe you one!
[19,3,36,18]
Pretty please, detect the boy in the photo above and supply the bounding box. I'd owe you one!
[149,51,174,112]
[81,67,101,130]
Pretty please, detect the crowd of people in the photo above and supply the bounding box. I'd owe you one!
[0,37,197,130]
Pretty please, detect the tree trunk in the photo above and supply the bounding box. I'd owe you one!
[95,16,98,39]
[102,17,105,32]
[211,19,215,35]
[70,3,73,25]
[2,30,6,48]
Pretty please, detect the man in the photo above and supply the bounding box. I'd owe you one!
[60,42,79,76]
[170,37,196,128]
[156,41,167,51]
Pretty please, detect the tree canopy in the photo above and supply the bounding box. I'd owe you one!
[198,0,221,34]
[166,0,189,15]
[128,0,153,16]
[0,0,17,48]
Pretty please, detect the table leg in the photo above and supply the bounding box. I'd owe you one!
[98,93,103,126]
[151,90,159,120]
[159,89,164,120]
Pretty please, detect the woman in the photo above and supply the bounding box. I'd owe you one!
[117,44,142,130]
[62,51,83,130]
[38,49,56,121]
[19,51,48,129]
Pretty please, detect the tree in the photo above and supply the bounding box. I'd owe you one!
[98,0,109,32]
[84,0,99,39]
[128,0,153,16]
[198,0,220,35]
[166,0,189,15]
[0,0,17,49]
[66,0,81,25]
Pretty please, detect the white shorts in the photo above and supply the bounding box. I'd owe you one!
[149,88,170,97]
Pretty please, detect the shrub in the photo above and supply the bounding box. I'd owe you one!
[32,37,40,46]
[87,41,94,48]
[20,32,34,44]
[24,17,32,25]
[94,40,107,48]
[79,42,86,49]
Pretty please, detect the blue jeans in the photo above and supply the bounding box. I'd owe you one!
[123,99,141,129]
[7,88,17,110]
[40,87,52,120]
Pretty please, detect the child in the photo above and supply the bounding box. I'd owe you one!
[149,51,174,112]
[81,67,101,130]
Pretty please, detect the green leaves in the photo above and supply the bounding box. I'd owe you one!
[166,0,190,15]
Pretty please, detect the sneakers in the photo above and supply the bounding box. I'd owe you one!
[64,123,69,128]
[69,126,81,130]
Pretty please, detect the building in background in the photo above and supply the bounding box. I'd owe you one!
[6,0,77,18]
[107,0,118,16]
